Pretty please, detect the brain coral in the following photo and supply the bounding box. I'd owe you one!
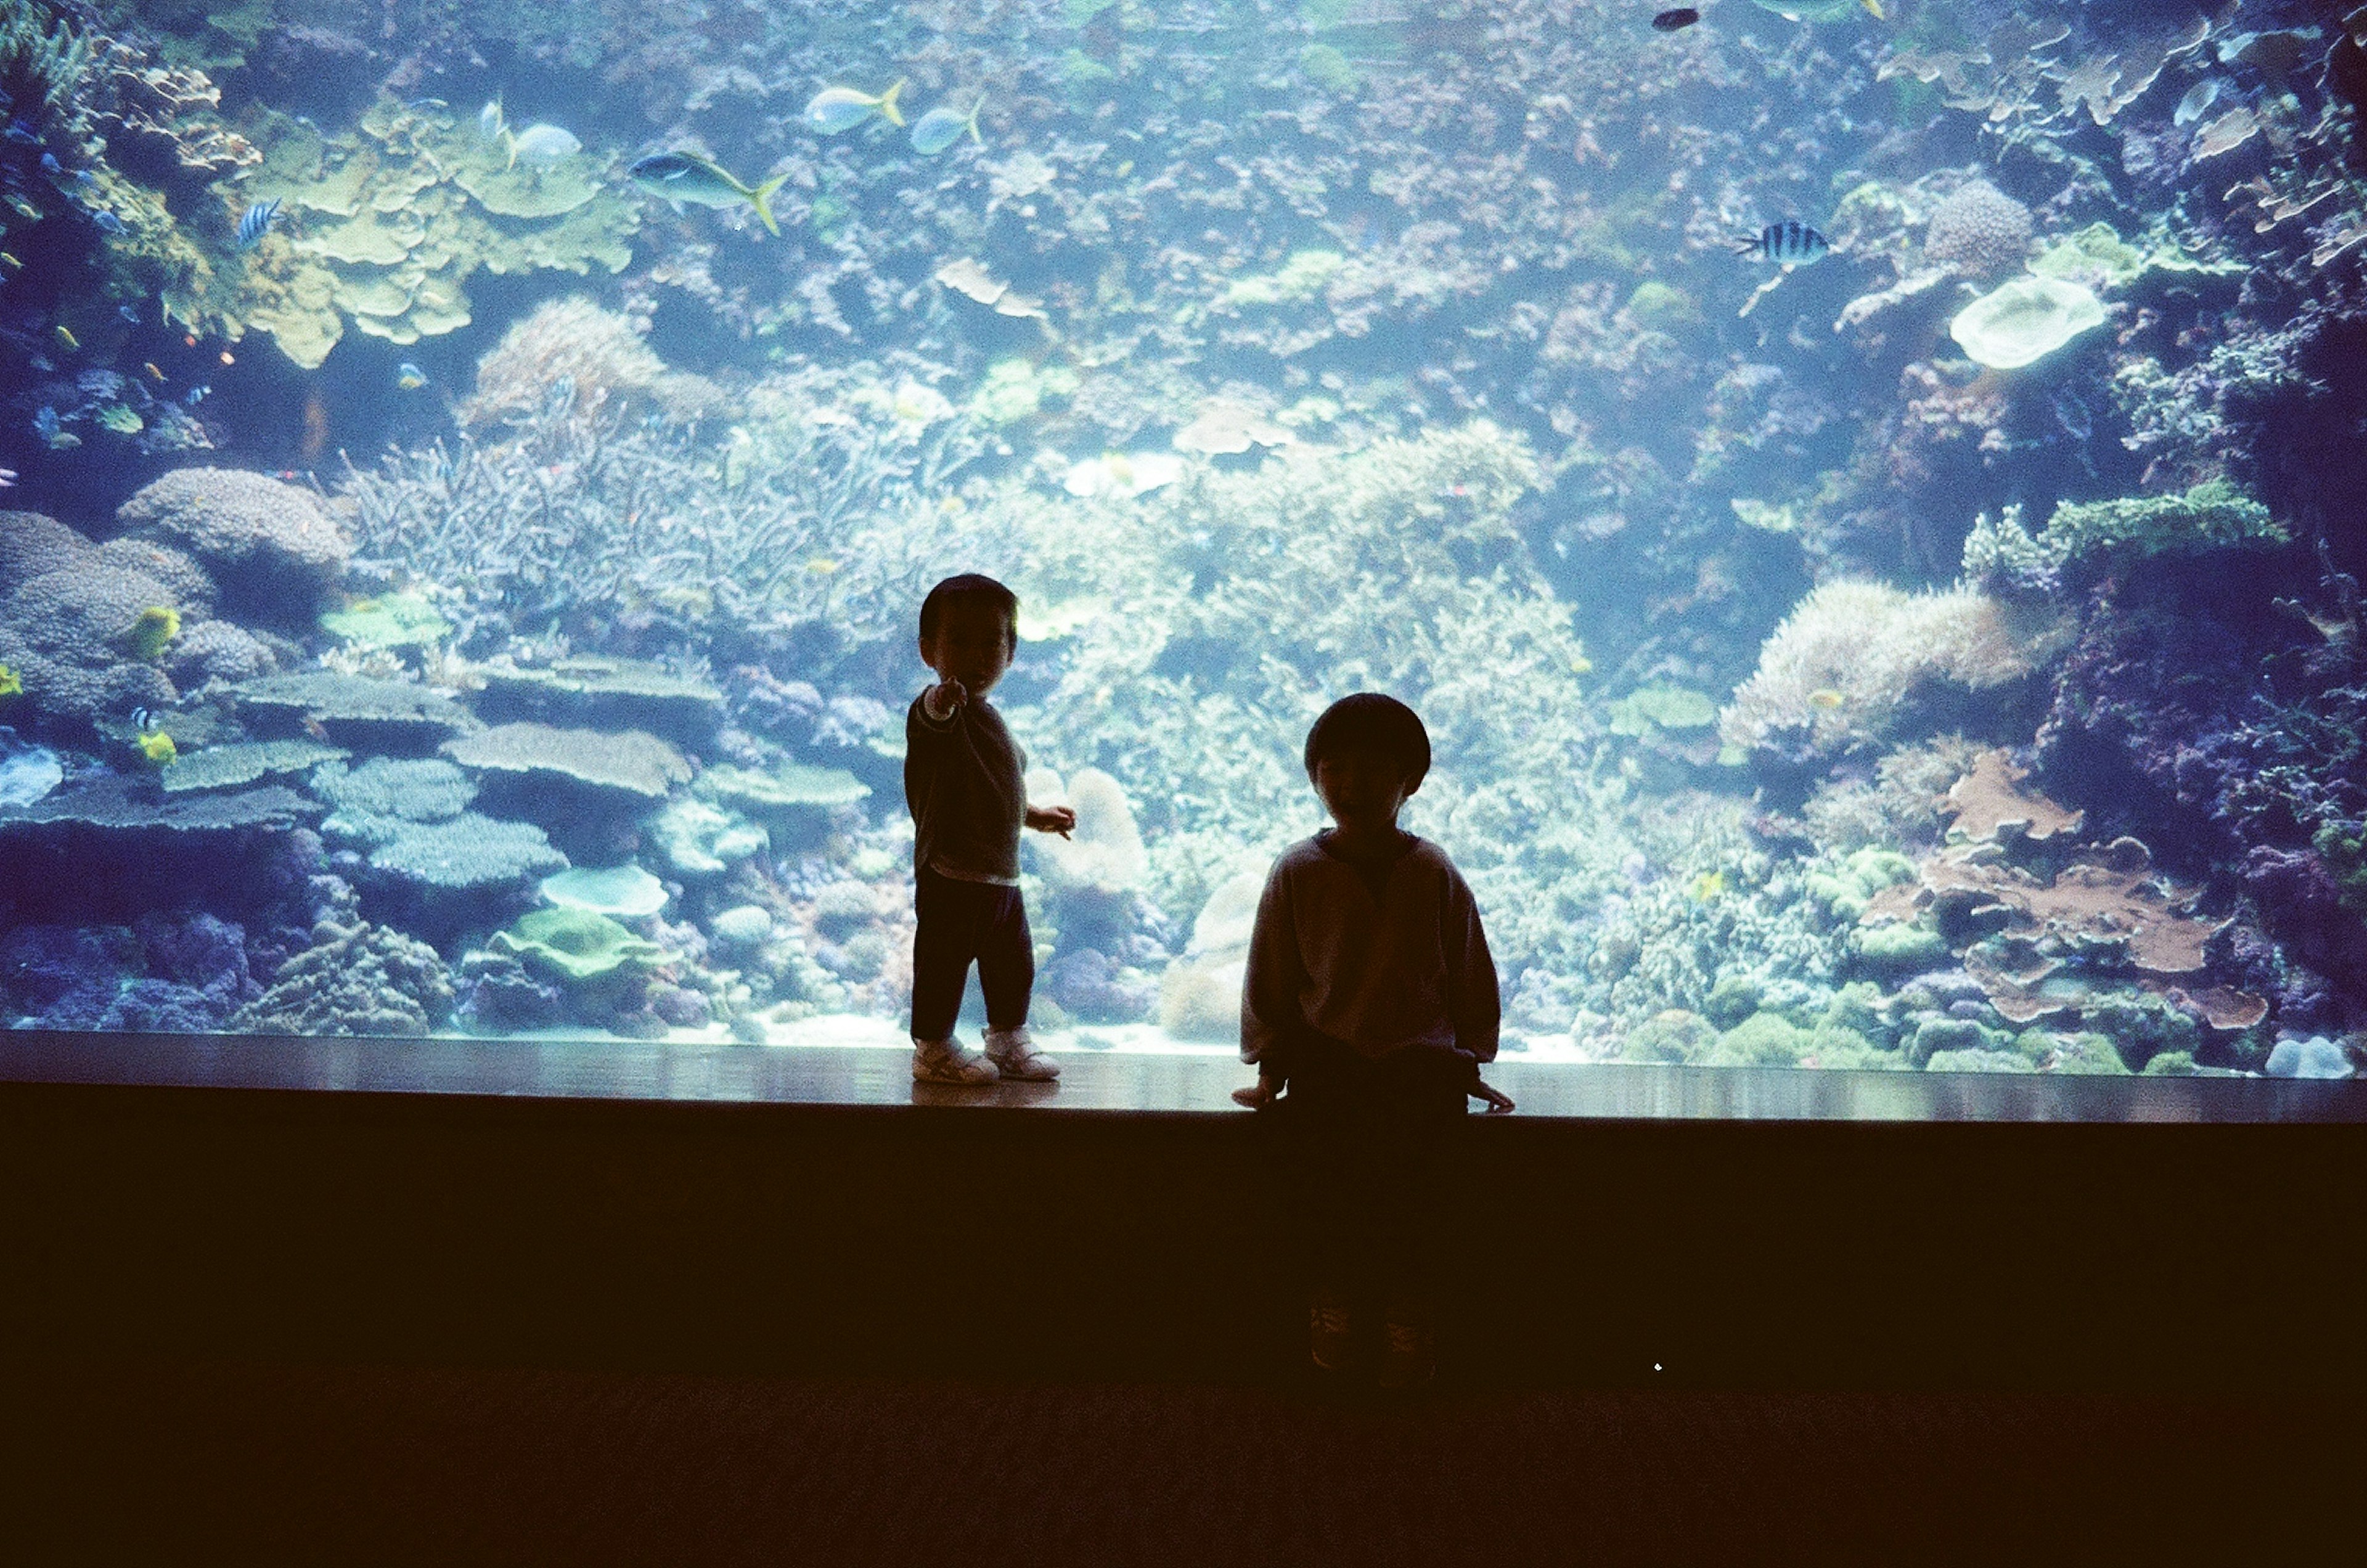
[1923,181,2034,279]
[116,468,353,622]
[0,511,100,592]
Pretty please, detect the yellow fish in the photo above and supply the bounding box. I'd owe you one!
[136,729,178,767]
[1689,870,1727,902]
[54,324,78,351]
[1861,0,1884,17]
[1808,688,1845,709]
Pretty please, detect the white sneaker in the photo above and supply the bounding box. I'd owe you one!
[984,1026,1061,1081]
[912,1034,998,1085]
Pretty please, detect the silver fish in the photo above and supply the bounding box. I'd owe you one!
[628,151,788,237]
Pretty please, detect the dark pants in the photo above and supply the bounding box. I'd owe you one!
[1267,1031,1467,1312]
[909,867,1034,1040]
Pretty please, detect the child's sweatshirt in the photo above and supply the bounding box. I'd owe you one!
[904,690,1026,884]
[1240,831,1500,1066]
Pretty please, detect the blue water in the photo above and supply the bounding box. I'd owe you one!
[0,0,2358,1080]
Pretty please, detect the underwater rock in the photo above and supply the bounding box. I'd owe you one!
[166,619,279,688]
[2264,1035,2354,1079]
[1156,872,1263,1043]
[708,904,775,950]
[232,916,454,1036]
[1028,766,1147,950]
[1040,948,1156,1024]
[116,470,353,624]
[0,735,63,809]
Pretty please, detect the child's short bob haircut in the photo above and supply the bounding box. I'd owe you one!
[918,573,1020,648]
[1302,692,1431,788]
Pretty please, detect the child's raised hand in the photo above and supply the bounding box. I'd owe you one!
[1027,804,1077,838]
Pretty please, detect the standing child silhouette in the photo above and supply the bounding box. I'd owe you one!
[904,574,1076,1084]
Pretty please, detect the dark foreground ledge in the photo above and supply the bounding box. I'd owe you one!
[4,1029,2363,1394]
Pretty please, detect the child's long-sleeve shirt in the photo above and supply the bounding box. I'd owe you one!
[1240,832,1500,1068]
[904,690,1026,884]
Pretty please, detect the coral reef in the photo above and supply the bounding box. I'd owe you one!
[115,468,352,623]
[1923,181,2035,280]
[233,915,455,1036]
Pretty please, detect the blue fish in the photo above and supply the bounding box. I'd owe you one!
[90,208,126,235]
[118,303,140,323]
[184,385,209,406]
[1735,220,1831,264]
[235,197,282,250]
[909,99,985,156]
[39,151,60,175]
[396,362,429,391]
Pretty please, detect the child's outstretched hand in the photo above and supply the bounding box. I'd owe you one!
[1230,1078,1278,1110]
[1470,1079,1516,1114]
[925,677,969,719]
[1027,804,1077,838]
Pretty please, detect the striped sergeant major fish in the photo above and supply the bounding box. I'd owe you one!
[235,197,283,250]
[1735,220,1831,264]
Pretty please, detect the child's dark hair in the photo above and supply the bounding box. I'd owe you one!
[1304,693,1431,787]
[918,573,1020,647]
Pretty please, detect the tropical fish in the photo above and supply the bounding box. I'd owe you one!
[235,197,282,250]
[185,385,210,406]
[52,324,76,351]
[396,362,430,391]
[89,208,125,235]
[136,728,178,767]
[118,304,139,322]
[1688,870,1727,902]
[142,362,165,381]
[1735,221,1831,264]
[1807,688,1845,709]
[628,150,788,237]
[1651,9,1701,30]
[802,80,906,134]
[909,99,984,156]
[39,150,60,174]
[0,467,15,488]
[479,97,506,143]
[0,251,19,270]
[129,707,161,733]
[505,123,581,169]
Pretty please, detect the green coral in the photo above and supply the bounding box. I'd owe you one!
[161,738,346,794]
[227,98,639,368]
[970,358,1081,423]
[1969,482,2287,590]
[1221,249,1345,307]
[1805,847,1918,921]
[320,590,451,649]
[1608,685,1717,736]
[490,907,672,985]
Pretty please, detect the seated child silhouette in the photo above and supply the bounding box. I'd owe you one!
[1233,693,1508,1388]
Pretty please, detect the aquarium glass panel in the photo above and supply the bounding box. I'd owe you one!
[0,0,2360,1087]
